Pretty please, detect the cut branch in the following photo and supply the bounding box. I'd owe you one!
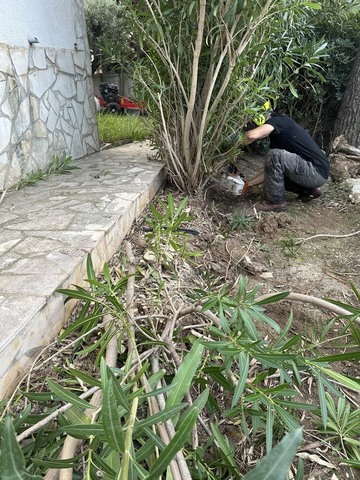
[256,292,359,323]
[295,229,360,245]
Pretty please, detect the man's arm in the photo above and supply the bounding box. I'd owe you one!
[244,124,274,145]
[241,123,274,190]
[248,170,264,187]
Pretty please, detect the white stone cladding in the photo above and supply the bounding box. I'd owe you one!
[0,0,99,190]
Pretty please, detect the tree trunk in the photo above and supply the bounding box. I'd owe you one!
[333,48,360,148]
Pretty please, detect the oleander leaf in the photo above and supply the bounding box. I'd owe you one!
[243,428,303,480]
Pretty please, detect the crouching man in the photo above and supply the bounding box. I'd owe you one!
[244,107,329,212]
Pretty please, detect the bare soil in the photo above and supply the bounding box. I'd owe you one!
[181,153,360,316]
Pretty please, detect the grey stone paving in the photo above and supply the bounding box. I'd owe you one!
[0,142,165,398]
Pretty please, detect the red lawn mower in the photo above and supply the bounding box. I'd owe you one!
[95,82,145,115]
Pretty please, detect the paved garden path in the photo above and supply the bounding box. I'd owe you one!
[0,142,165,397]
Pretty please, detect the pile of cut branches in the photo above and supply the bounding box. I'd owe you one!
[0,194,359,480]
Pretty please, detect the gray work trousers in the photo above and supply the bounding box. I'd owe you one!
[264,149,328,204]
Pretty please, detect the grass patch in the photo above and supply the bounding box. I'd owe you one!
[97,113,151,145]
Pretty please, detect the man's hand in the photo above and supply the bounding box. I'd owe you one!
[241,180,249,195]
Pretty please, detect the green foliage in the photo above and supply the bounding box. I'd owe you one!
[279,237,301,258]
[14,153,78,190]
[321,284,360,361]
[2,267,359,478]
[229,208,254,231]
[0,416,42,479]
[278,0,360,144]
[97,113,151,145]
[84,0,136,74]
[144,193,202,266]
[57,255,129,365]
[243,428,303,480]
[319,393,360,465]
[87,0,360,178]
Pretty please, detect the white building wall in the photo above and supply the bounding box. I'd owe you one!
[0,0,99,190]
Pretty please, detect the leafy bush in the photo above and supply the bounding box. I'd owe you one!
[129,1,327,191]
[277,0,360,146]
[84,0,136,74]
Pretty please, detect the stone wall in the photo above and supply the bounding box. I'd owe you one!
[0,2,99,191]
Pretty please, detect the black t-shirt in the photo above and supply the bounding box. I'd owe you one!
[266,115,329,179]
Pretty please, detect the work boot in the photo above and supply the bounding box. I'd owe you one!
[256,200,288,212]
[298,187,322,202]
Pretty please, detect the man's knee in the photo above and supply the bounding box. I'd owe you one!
[268,149,283,157]
[265,149,284,173]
